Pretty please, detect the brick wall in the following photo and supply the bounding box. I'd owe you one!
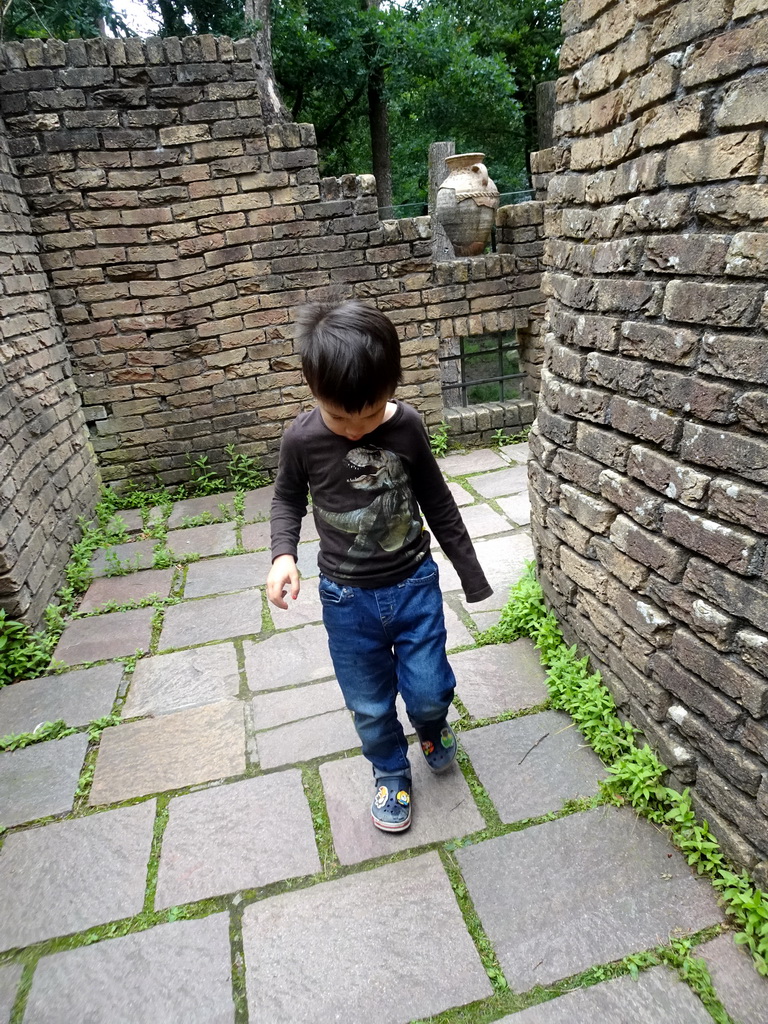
[0,113,100,626]
[533,0,768,878]
[0,35,544,488]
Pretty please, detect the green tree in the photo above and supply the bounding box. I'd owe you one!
[0,0,129,40]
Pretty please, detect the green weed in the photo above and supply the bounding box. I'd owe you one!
[429,421,451,458]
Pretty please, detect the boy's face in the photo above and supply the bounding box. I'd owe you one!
[317,397,392,442]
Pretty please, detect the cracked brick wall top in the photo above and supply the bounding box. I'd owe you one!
[533,0,768,878]
[0,34,539,489]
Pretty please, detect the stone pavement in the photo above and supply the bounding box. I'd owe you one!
[1,443,767,1023]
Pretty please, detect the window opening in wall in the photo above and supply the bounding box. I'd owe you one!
[439,332,525,406]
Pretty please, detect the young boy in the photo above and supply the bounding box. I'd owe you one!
[267,300,492,832]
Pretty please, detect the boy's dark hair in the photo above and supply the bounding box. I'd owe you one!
[296,300,402,412]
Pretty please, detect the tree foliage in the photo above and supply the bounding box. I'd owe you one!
[0,0,129,40]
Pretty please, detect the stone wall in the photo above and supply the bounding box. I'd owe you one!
[532,0,768,878]
[0,113,100,625]
[0,35,544,487]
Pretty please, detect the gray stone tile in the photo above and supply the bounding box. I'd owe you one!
[468,609,503,632]
[242,852,492,1023]
[167,523,237,558]
[268,582,323,628]
[461,711,609,822]
[443,603,474,650]
[24,915,234,1024]
[0,664,122,734]
[451,640,548,718]
[502,966,712,1023]
[54,607,154,666]
[243,625,333,691]
[447,481,474,506]
[432,550,463,592]
[251,680,344,731]
[321,751,484,866]
[295,539,320,578]
[256,709,359,769]
[89,539,157,577]
[460,504,512,539]
[0,963,22,1023]
[464,533,536,611]
[300,513,320,542]
[0,801,154,952]
[394,695,459,737]
[698,932,768,1024]
[457,805,724,991]
[243,484,275,521]
[124,644,240,718]
[155,772,320,907]
[167,492,236,529]
[183,552,272,599]
[497,492,531,525]
[0,733,89,829]
[241,521,270,550]
[109,508,144,534]
[89,702,246,805]
[438,449,507,476]
[499,441,530,464]
[470,465,529,499]
[159,590,262,650]
[78,568,174,613]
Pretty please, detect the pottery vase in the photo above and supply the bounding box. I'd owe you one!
[435,152,500,256]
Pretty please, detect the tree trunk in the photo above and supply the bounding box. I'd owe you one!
[364,0,393,215]
[247,0,289,124]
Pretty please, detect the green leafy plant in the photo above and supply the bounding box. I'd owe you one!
[225,444,269,491]
[0,718,75,751]
[429,421,450,458]
[0,608,53,688]
[480,565,768,976]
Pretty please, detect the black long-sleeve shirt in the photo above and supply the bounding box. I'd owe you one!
[270,401,493,603]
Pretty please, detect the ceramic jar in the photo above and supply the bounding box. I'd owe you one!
[435,152,500,256]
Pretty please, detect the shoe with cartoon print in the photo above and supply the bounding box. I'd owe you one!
[371,776,412,832]
[415,720,457,773]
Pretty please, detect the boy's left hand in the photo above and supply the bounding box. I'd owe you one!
[267,554,301,609]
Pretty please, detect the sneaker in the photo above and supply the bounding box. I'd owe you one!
[416,720,457,773]
[371,776,412,832]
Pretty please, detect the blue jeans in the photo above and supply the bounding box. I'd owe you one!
[318,555,456,780]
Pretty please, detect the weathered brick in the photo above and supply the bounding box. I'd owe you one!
[676,705,764,794]
[609,396,681,451]
[701,333,768,384]
[550,449,604,492]
[643,233,731,276]
[541,370,610,424]
[576,421,633,469]
[559,483,616,534]
[695,762,768,853]
[683,557,768,635]
[652,0,730,53]
[598,469,664,528]
[536,405,577,447]
[559,547,607,599]
[663,280,764,327]
[546,506,593,556]
[585,352,648,396]
[682,20,768,86]
[626,445,710,506]
[662,505,764,577]
[618,321,698,367]
[681,422,768,485]
[666,133,763,185]
[647,574,736,649]
[709,478,768,534]
[738,715,768,763]
[608,578,674,640]
[610,513,688,582]
[716,70,768,130]
[694,183,768,227]
[649,652,745,739]
[623,192,691,232]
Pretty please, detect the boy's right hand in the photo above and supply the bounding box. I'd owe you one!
[267,554,301,609]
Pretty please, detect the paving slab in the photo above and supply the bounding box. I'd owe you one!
[78,568,174,613]
[394,694,459,737]
[243,483,275,521]
[457,805,724,991]
[183,552,271,599]
[502,965,712,1023]
[438,449,507,475]
[251,679,345,730]
[242,852,492,1023]
[451,639,549,718]
[123,644,240,718]
[469,465,529,499]
[0,801,155,952]
[167,491,237,529]
[0,963,22,1023]
[497,492,531,525]
[24,914,234,1024]
[268,583,323,627]
[460,711,608,822]
[89,539,157,577]
[465,533,536,611]
[443,603,474,650]
[241,520,270,550]
[446,481,474,506]
[89,702,246,805]
[0,663,122,734]
[295,539,320,577]
[167,523,237,558]
[109,508,144,534]
[155,772,320,907]
[243,625,333,691]
[460,504,513,539]
[0,733,89,828]
[468,609,503,632]
[53,607,155,666]
[255,709,359,769]
[159,590,262,650]
[697,932,768,1024]
[321,751,484,866]
[499,441,530,464]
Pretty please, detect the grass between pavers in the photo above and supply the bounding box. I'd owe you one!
[477,565,768,980]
